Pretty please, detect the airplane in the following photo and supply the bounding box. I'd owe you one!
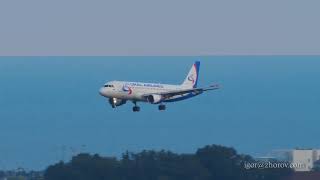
[99,61,219,112]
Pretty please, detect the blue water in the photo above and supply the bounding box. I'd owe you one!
[0,56,319,170]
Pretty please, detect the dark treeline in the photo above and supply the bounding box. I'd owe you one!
[44,145,292,180]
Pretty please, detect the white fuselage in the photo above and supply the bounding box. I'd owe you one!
[99,81,191,103]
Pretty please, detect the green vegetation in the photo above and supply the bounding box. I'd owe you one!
[44,144,292,180]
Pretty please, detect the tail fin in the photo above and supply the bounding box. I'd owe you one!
[181,61,200,88]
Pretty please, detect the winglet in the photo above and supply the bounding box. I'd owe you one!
[210,84,220,89]
[203,84,220,91]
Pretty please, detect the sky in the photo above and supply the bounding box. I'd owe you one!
[0,0,320,55]
[0,56,319,170]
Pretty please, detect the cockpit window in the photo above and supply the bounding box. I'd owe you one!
[104,84,114,88]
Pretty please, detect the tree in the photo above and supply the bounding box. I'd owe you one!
[44,145,293,180]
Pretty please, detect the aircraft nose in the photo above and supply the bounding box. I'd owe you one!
[99,87,106,96]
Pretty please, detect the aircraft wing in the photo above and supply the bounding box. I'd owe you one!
[143,84,219,99]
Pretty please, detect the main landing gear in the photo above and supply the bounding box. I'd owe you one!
[132,101,140,112]
[158,104,166,111]
[132,102,166,112]
[133,106,140,112]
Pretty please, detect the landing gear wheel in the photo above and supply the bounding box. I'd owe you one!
[133,106,140,112]
[158,104,166,111]
[132,101,140,112]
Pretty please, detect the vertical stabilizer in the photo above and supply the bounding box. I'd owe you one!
[181,61,200,88]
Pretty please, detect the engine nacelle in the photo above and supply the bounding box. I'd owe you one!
[147,94,163,104]
[109,98,126,108]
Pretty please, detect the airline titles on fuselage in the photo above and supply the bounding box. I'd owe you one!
[125,82,164,88]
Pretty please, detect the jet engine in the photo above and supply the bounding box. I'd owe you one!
[147,94,163,104]
[109,98,126,108]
